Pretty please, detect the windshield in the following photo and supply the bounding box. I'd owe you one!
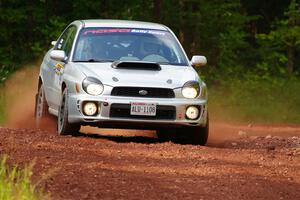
[73,28,188,65]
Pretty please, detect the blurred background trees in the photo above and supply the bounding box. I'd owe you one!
[1,0,298,78]
[0,0,300,123]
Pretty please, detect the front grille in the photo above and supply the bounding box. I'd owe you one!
[110,104,176,120]
[111,87,175,98]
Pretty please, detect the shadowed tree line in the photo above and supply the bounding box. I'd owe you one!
[0,0,299,81]
[1,0,300,123]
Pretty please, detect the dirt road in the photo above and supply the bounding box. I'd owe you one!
[0,66,300,199]
[0,123,300,200]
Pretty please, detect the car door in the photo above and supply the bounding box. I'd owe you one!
[46,26,77,111]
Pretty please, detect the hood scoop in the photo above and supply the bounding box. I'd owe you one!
[111,61,161,71]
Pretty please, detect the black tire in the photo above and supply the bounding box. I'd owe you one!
[57,88,80,135]
[156,129,177,142]
[157,116,209,146]
[185,117,209,145]
[35,83,50,128]
[186,114,209,146]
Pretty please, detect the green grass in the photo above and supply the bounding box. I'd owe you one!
[0,156,49,200]
[209,76,300,124]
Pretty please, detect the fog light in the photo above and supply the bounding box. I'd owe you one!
[83,102,98,116]
[186,106,200,120]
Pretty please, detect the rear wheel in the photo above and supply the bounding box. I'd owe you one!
[57,88,80,135]
[35,83,49,128]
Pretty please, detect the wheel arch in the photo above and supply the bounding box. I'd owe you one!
[61,82,67,93]
[38,76,43,89]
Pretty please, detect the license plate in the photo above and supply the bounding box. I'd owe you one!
[130,102,156,116]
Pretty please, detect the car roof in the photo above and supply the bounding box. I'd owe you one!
[77,19,168,31]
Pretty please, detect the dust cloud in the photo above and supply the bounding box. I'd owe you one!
[3,65,154,137]
[4,65,39,129]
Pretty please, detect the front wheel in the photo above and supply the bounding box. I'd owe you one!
[57,89,80,135]
[186,118,209,145]
[156,129,177,142]
[157,116,209,146]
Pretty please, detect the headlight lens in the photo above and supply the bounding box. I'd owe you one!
[182,81,200,99]
[82,77,104,95]
[86,84,103,95]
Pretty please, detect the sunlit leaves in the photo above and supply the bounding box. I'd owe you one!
[256,0,300,75]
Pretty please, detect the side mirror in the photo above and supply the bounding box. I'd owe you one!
[50,50,66,62]
[51,41,57,46]
[191,55,207,67]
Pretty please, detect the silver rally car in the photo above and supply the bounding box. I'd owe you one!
[35,19,209,145]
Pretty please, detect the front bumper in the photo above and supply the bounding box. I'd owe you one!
[67,93,208,129]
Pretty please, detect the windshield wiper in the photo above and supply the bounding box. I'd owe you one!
[158,62,187,66]
[73,59,114,63]
[157,62,170,65]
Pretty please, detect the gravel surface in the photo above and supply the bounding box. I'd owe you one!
[0,123,300,200]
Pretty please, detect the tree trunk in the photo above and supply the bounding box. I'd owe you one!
[287,44,295,74]
[153,0,162,22]
[26,1,34,52]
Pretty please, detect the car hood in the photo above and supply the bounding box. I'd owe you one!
[72,62,200,88]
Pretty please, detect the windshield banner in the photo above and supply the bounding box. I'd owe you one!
[83,28,166,36]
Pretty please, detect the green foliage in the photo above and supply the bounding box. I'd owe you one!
[206,0,300,124]
[0,0,296,76]
[256,0,300,75]
[209,74,300,124]
[191,1,259,84]
[0,156,49,200]
[0,0,300,124]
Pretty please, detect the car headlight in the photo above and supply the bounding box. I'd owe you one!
[182,81,200,99]
[82,77,104,96]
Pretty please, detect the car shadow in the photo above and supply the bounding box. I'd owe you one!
[73,131,160,144]
[72,131,216,146]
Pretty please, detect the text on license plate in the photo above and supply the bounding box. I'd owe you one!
[130,103,156,116]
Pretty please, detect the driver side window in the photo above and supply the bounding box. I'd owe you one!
[55,26,77,57]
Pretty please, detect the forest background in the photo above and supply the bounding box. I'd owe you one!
[1,0,300,123]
